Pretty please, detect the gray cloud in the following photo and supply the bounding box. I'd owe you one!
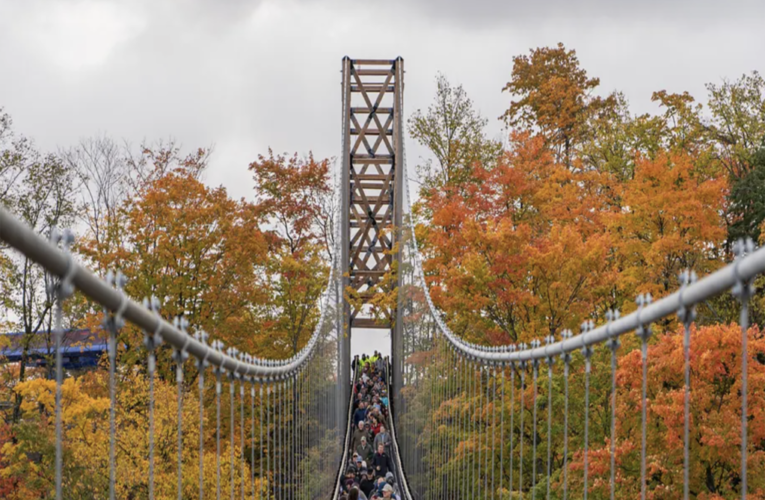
[394,0,765,28]
[0,0,763,202]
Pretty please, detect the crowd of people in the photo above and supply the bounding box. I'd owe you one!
[338,352,402,500]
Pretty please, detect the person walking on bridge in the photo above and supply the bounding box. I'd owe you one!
[356,435,373,462]
[359,468,376,498]
[381,483,399,499]
[352,420,369,452]
[372,443,393,478]
[353,400,368,426]
[373,423,392,456]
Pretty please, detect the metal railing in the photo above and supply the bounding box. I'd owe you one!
[332,356,360,498]
[386,358,416,500]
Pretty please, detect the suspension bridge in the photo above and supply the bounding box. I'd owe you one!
[0,57,763,500]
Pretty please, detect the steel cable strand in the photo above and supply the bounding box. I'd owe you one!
[520,365,525,499]
[276,382,281,500]
[435,341,442,498]
[509,362,516,499]
[491,366,497,499]
[386,358,416,500]
[143,297,162,500]
[470,360,478,498]
[216,368,223,500]
[173,322,190,500]
[240,378,246,500]
[443,349,450,499]
[287,377,291,500]
[456,353,464,500]
[485,365,491,497]
[440,344,448,499]
[460,358,467,499]
[197,332,210,500]
[582,330,593,500]
[0,212,341,390]
[265,384,272,500]
[229,367,237,500]
[732,239,755,499]
[499,365,505,499]
[445,348,452,500]
[51,230,74,500]
[454,353,460,499]
[561,331,572,500]
[104,270,127,500]
[635,295,652,500]
[606,309,621,500]
[532,357,539,500]
[258,383,264,500]
[544,335,554,500]
[678,270,697,500]
[478,365,484,498]
[282,379,288,500]
[431,342,437,499]
[443,348,454,499]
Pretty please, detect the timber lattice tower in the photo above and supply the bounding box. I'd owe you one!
[339,57,405,408]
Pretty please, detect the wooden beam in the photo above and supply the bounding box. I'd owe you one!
[351,182,387,190]
[352,197,391,204]
[351,318,391,329]
[350,220,391,228]
[351,85,395,93]
[351,129,392,136]
[355,246,391,252]
[351,156,393,164]
[351,173,394,181]
[351,270,388,276]
[351,107,393,114]
[353,69,395,76]
[352,59,396,65]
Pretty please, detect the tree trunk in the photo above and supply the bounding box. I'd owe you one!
[12,333,31,423]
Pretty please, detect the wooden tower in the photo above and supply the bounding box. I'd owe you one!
[339,57,405,407]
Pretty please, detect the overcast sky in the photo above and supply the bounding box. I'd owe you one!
[1,0,763,202]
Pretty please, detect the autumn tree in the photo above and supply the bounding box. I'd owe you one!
[419,132,615,344]
[577,323,765,499]
[0,108,77,422]
[82,158,268,374]
[249,150,333,357]
[706,71,765,180]
[650,90,718,171]
[502,43,611,167]
[608,150,728,300]
[408,74,501,191]
[728,144,765,243]
[2,369,253,499]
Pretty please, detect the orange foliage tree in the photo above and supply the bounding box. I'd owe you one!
[249,150,334,357]
[577,323,765,499]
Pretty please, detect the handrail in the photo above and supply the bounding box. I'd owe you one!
[386,358,415,500]
[332,355,360,498]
